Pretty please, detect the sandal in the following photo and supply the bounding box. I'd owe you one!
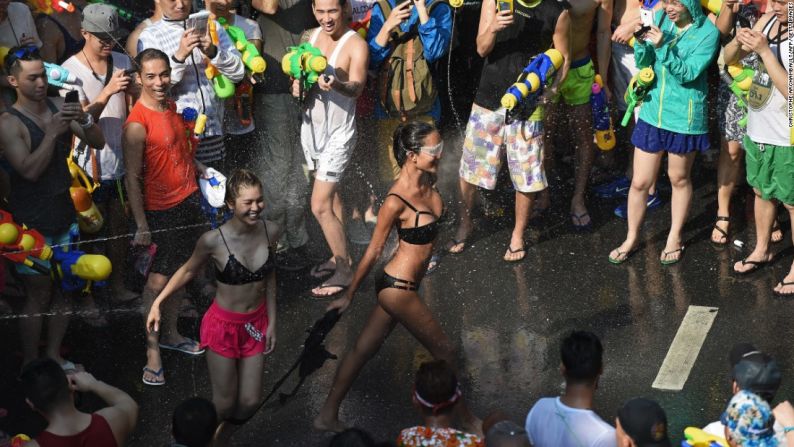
[446,238,467,255]
[310,284,348,299]
[660,246,685,265]
[310,263,336,280]
[711,216,730,245]
[426,253,442,275]
[571,212,592,231]
[503,245,526,263]
[142,367,165,386]
[774,280,794,298]
[733,257,772,275]
[608,247,636,265]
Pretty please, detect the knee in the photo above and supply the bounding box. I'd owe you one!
[213,397,236,421]
[668,174,690,189]
[311,197,331,219]
[236,396,261,418]
[630,178,653,192]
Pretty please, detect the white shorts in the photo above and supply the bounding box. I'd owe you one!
[307,137,356,183]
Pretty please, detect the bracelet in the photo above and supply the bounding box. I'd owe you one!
[171,54,186,64]
[784,427,794,434]
[79,113,94,129]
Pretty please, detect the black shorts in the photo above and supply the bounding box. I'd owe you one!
[145,191,206,276]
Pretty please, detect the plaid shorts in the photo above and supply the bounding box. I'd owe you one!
[459,104,547,193]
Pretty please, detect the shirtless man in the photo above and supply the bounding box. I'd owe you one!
[292,0,368,298]
[546,0,612,230]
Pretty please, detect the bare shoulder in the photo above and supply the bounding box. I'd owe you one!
[300,27,317,43]
[264,219,282,245]
[754,11,776,31]
[0,111,22,136]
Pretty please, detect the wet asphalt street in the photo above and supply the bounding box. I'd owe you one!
[1,130,793,446]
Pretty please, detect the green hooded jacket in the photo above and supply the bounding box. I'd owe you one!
[634,0,720,135]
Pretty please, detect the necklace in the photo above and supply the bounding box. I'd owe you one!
[515,0,542,8]
[81,50,105,82]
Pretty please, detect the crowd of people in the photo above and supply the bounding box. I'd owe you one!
[0,0,793,443]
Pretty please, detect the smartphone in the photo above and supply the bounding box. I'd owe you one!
[498,0,514,13]
[123,68,137,77]
[187,10,210,36]
[64,90,79,103]
[640,8,654,27]
[633,25,651,39]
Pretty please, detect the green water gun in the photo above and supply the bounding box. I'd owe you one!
[217,17,266,75]
[281,42,327,101]
[621,67,655,127]
[720,64,753,127]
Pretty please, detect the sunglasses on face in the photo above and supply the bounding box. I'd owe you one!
[90,33,114,45]
[420,141,443,158]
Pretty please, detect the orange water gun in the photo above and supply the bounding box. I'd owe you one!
[67,157,103,234]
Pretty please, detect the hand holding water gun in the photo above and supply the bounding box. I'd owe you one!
[720,64,753,126]
[217,17,266,75]
[591,74,616,151]
[181,107,203,148]
[67,158,103,234]
[282,42,328,101]
[621,67,655,126]
[204,20,235,99]
[681,427,729,447]
[500,49,563,111]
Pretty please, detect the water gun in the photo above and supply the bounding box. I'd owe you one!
[681,427,728,447]
[67,158,103,234]
[10,434,31,447]
[591,74,616,151]
[500,49,564,111]
[217,17,266,76]
[181,107,203,150]
[204,20,235,99]
[281,42,328,101]
[621,67,655,126]
[44,62,81,89]
[235,80,254,127]
[720,64,753,127]
[0,211,53,273]
[29,0,75,14]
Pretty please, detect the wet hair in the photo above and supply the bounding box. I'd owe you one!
[4,45,42,76]
[560,330,603,384]
[134,48,170,73]
[172,397,217,447]
[329,428,376,447]
[224,169,263,205]
[392,120,438,167]
[414,360,460,416]
[19,358,71,414]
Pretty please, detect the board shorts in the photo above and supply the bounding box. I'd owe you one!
[459,103,546,193]
[200,300,269,359]
[556,57,595,106]
[15,223,78,276]
[145,191,205,276]
[743,137,794,205]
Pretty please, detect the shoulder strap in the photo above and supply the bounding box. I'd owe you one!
[329,30,357,66]
[309,27,322,45]
[217,227,233,255]
[387,193,419,212]
[261,219,272,246]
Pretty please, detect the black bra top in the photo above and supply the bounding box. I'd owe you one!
[215,222,275,285]
[388,193,445,245]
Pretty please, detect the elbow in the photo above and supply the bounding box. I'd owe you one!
[475,43,489,58]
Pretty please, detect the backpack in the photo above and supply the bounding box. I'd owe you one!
[376,0,448,120]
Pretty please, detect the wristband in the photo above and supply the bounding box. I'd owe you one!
[171,54,186,64]
[79,113,94,129]
[784,427,794,434]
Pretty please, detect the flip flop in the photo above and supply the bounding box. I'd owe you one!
[142,367,165,386]
[503,246,526,263]
[446,238,467,255]
[310,284,348,299]
[310,263,335,280]
[733,258,772,275]
[608,248,636,265]
[425,253,442,275]
[710,216,730,246]
[159,338,205,356]
[660,246,685,265]
[774,280,794,298]
[570,212,592,231]
[59,360,82,374]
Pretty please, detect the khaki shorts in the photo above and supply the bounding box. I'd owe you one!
[459,103,547,193]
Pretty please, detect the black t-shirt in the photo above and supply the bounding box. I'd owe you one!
[474,0,569,112]
[257,0,318,94]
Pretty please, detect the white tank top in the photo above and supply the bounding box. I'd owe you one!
[301,29,358,163]
[746,16,793,146]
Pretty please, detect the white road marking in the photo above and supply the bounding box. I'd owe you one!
[652,305,718,391]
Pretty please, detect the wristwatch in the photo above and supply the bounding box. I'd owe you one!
[79,113,95,129]
[171,54,186,64]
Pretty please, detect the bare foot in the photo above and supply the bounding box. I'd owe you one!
[313,414,348,433]
[772,220,784,243]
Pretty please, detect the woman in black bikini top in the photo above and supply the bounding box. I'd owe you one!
[146,170,281,442]
[314,121,480,434]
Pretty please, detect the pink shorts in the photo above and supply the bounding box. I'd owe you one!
[200,300,269,359]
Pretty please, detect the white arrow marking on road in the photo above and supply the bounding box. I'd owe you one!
[652,305,718,391]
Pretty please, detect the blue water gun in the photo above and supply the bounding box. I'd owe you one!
[591,75,616,151]
[47,226,111,293]
[44,62,80,89]
[501,49,564,111]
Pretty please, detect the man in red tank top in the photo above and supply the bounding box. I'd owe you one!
[123,48,207,387]
[20,359,138,446]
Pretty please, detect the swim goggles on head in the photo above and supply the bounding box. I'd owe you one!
[419,141,444,158]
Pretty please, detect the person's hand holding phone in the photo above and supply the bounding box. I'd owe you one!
[490,8,514,34]
[103,69,131,96]
[384,0,413,32]
[175,28,202,62]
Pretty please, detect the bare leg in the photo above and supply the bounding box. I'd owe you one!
[311,179,352,295]
[141,273,187,384]
[662,152,696,262]
[734,191,776,273]
[505,191,533,261]
[713,138,743,243]
[314,304,397,432]
[106,197,139,301]
[609,148,663,261]
[569,104,595,226]
[19,275,56,365]
[449,178,476,253]
[211,351,265,444]
[773,204,794,295]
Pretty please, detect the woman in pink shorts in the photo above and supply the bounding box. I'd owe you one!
[146,169,280,443]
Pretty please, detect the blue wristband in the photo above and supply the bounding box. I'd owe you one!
[784,426,794,434]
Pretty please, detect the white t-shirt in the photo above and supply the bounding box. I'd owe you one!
[62,52,132,180]
[703,420,789,446]
[525,397,617,447]
[224,14,262,136]
[0,3,43,48]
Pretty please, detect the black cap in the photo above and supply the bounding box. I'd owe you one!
[733,352,781,399]
[618,398,671,447]
[728,342,758,368]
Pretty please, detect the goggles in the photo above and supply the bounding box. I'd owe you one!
[419,141,443,158]
[3,45,39,71]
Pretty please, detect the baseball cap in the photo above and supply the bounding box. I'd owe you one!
[721,390,778,447]
[81,4,123,40]
[728,342,758,368]
[732,352,781,399]
[618,398,671,447]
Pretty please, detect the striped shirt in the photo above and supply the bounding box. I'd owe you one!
[138,17,244,162]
